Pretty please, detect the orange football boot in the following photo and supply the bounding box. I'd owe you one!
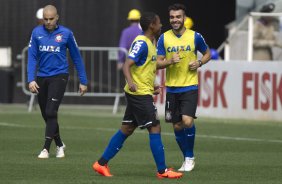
[157,169,183,179]
[93,161,113,177]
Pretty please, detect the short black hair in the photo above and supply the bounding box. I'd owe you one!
[168,3,187,15]
[260,3,275,13]
[140,12,157,31]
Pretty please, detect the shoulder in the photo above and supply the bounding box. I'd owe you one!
[183,29,197,38]
[186,29,195,34]
[194,31,205,39]
[32,25,44,35]
[32,25,42,31]
[158,33,164,39]
[57,25,75,41]
[157,34,164,44]
[133,36,148,45]
[122,26,134,33]
[128,39,148,58]
[58,25,73,34]
[194,31,201,35]
[131,36,148,50]
[163,29,173,36]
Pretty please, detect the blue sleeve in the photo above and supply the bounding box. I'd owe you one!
[195,32,208,54]
[27,30,38,83]
[157,34,165,56]
[67,31,88,85]
[128,40,148,66]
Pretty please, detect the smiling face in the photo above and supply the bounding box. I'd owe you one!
[169,9,185,32]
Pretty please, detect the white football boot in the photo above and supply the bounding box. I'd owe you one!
[62,142,66,150]
[178,157,195,171]
[56,145,65,158]
[56,142,66,158]
[38,149,49,159]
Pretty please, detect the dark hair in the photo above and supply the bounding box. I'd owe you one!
[168,3,187,15]
[140,12,157,31]
[260,3,275,13]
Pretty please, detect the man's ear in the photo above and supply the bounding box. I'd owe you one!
[149,22,154,29]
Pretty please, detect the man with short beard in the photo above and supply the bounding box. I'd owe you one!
[157,3,211,172]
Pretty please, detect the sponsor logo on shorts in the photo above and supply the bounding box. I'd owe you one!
[165,110,172,121]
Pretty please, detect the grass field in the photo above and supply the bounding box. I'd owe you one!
[0,104,282,184]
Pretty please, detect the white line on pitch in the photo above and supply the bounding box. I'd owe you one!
[1,122,282,144]
[0,122,25,127]
[95,128,282,144]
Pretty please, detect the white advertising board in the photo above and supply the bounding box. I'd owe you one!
[154,61,282,121]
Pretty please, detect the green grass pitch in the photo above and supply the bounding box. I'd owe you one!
[0,104,282,184]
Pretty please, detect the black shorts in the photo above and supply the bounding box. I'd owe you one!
[122,92,160,129]
[165,90,198,123]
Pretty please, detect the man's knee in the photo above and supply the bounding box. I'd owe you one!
[182,115,194,128]
[173,122,183,130]
[147,123,161,134]
[120,125,136,136]
[45,109,57,119]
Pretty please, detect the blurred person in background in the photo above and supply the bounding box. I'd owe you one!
[184,16,194,29]
[210,48,220,60]
[36,8,44,25]
[253,3,282,61]
[157,3,211,172]
[27,5,88,159]
[117,9,142,70]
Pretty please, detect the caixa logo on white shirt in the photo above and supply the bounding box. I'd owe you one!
[39,45,60,52]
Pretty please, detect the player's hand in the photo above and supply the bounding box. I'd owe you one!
[117,63,123,70]
[153,85,163,95]
[189,60,200,70]
[128,83,137,92]
[170,51,180,64]
[28,81,39,94]
[79,84,88,96]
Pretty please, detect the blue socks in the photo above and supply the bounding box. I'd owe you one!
[149,133,166,172]
[174,129,186,156]
[174,124,196,158]
[100,130,168,173]
[184,124,196,158]
[101,130,127,161]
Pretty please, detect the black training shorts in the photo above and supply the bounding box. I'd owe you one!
[165,90,198,123]
[122,92,160,129]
